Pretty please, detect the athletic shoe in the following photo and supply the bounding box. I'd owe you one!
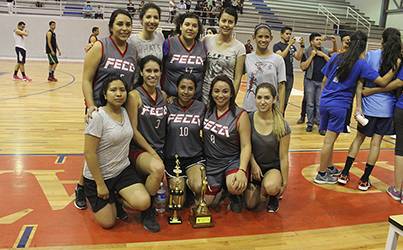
[346,125,351,133]
[48,76,58,82]
[116,200,128,221]
[337,174,350,185]
[386,186,401,201]
[13,75,22,80]
[306,125,313,132]
[314,172,338,184]
[319,130,326,136]
[229,194,242,213]
[390,135,396,139]
[358,180,371,191]
[327,166,341,176]
[267,196,279,213]
[74,185,87,210]
[22,76,32,82]
[141,207,160,233]
[297,116,305,124]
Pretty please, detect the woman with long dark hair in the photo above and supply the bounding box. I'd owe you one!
[337,28,402,191]
[203,74,251,213]
[245,83,290,212]
[314,30,399,184]
[77,9,137,210]
[162,12,206,99]
[126,55,167,233]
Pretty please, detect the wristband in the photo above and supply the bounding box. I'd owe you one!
[239,168,247,176]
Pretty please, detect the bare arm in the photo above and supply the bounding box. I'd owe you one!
[126,91,161,158]
[355,80,363,114]
[16,29,28,36]
[322,76,327,89]
[89,36,97,44]
[278,81,286,113]
[276,38,296,59]
[294,43,304,61]
[373,67,400,87]
[300,50,316,71]
[234,54,246,96]
[363,78,403,96]
[279,133,290,188]
[250,154,263,181]
[82,41,102,120]
[84,134,109,199]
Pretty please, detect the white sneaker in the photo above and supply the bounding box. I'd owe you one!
[391,135,396,139]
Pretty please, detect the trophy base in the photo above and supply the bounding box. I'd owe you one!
[168,216,182,224]
[189,215,214,228]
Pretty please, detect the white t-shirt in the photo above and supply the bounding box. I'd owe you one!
[14,30,26,50]
[129,30,164,61]
[243,52,286,112]
[83,107,133,180]
[203,34,246,103]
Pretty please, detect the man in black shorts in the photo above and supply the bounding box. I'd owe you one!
[46,21,61,82]
[13,21,32,81]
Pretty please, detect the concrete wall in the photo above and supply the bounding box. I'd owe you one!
[386,1,403,31]
[348,0,382,25]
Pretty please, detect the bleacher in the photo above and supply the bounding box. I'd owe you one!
[0,0,385,43]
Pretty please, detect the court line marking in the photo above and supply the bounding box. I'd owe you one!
[0,70,76,102]
[13,224,37,248]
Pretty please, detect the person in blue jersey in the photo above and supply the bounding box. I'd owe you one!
[162,12,206,99]
[203,74,251,213]
[76,9,137,212]
[314,30,399,184]
[165,73,206,202]
[337,28,402,191]
[245,83,290,213]
[126,55,167,232]
[362,66,403,203]
[83,74,150,229]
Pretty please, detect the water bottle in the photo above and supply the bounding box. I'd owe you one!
[154,182,167,214]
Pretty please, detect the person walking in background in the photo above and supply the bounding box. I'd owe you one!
[13,21,32,82]
[45,21,61,82]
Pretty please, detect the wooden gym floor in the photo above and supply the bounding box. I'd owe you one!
[0,60,401,250]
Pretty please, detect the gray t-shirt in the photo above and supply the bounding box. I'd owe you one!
[83,107,133,180]
[129,30,164,60]
[203,35,246,103]
[243,52,286,112]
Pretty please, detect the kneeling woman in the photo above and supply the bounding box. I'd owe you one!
[203,75,251,213]
[245,83,291,212]
[165,73,206,201]
[83,74,150,229]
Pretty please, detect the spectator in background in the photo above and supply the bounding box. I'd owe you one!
[185,0,191,11]
[138,0,144,12]
[169,0,176,23]
[83,1,94,18]
[244,39,253,54]
[7,0,14,14]
[127,0,135,17]
[94,5,103,19]
[177,0,187,14]
[300,32,330,134]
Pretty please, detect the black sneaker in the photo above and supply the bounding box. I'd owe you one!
[267,196,279,213]
[297,116,305,124]
[116,200,128,221]
[141,207,160,233]
[229,194,242,213]
[319,130,326,136]
[74,184,87,210]
[306,125,313,132]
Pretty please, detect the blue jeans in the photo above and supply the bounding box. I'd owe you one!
[304,78,321,126]
[284,74,294,112]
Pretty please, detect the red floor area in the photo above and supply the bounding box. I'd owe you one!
[0,151,401,248]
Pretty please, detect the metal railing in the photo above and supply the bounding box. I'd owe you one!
[346,6,371,37]
[317,4,340,35]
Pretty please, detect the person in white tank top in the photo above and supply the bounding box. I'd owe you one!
[13,21,31,81]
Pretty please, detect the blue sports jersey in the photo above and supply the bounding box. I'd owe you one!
[362,49,396,117]
[395,67,403,109]
[320,54,379,109]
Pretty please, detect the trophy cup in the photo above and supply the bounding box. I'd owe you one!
[168,155,186,224]
[190,166,214,228]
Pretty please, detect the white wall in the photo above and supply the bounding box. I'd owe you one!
[386,1,403,31]
[348,0,382,25]
[0,14,109,60]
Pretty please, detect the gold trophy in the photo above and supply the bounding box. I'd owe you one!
[168,155,186,224]
[190,166,214,228]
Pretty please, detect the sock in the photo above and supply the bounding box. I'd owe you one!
[318,171,326,176]
[341,156,355,176]
[21,72,26,77]
[361,163,375,182]
[49,70,52,77]
[14,71,18,76]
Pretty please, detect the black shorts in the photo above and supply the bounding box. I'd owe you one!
[164,155,205,177]
[357,115,394,137]
[394,108,403,156]
[251,163,281,185]
[83,166,142,213]
[15,47,26,64]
